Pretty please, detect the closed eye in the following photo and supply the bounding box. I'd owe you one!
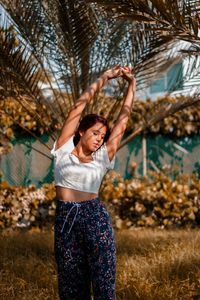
[93,131,105,139]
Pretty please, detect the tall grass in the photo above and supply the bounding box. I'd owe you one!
[0,228,200,300]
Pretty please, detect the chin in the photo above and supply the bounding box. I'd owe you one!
[92,144,100,151]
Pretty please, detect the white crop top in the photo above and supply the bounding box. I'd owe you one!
[51,135,115,194]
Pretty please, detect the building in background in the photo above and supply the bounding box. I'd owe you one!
[137,55,200,100]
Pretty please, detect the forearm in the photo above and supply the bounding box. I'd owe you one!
[73,73,108,109]
[56,66,121,147]
[106,81,135,154]
[117,82,135,126]
[57,73,108,142]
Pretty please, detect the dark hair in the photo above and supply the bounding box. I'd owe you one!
[73,114,110,146]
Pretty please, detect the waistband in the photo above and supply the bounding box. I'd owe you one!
[57,197,100,205]
[56,197,100,234]
[56,197,100,214]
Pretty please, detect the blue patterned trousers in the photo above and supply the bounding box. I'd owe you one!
[54,197,116,300]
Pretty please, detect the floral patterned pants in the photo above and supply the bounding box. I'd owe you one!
[54,197,116,300]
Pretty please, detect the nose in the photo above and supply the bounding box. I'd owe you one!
[96,134,101,141]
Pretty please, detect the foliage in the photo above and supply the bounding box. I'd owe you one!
[129,95,200,137]
[0,0,199,155]
[1,94,200,155]
[1,171,200,230]
[100,170,200,229]
[0,182,56,229]
[89,0,200,44]
[0,97,58,155]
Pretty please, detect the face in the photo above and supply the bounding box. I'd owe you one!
[79,122,107,152]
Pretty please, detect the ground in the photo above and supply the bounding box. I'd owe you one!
[0,228,200,300]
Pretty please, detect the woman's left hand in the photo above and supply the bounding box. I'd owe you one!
[121,67,136,91]
[121,66,134,80]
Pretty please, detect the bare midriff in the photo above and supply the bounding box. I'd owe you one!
[56,186,98,202]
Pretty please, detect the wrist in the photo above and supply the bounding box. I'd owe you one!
[100,72,109,82]
[128,77,136,89]
[127,83,135,95]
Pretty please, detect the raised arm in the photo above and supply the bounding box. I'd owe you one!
[106,68,136,160]
[56,66,122,149]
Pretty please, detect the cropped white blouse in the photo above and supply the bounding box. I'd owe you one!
[51,135,115,194]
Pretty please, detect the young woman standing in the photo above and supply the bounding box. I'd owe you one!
[51,66,136,300]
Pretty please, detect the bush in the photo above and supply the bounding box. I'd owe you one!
[1,171,200,230]
[100,171,200,229]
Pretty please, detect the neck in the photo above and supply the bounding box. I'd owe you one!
[74,145,92,157]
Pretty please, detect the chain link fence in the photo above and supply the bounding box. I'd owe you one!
[0,133,199,187]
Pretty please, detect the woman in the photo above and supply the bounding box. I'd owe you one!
[51,66,136,300]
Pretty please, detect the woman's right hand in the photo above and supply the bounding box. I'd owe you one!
[103,65,122,80]
[121,66,134,81]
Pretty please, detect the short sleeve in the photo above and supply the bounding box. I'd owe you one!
[95,143,115,170]
[51,135,75,157]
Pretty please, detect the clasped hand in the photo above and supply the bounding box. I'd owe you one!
[104,65,135,83]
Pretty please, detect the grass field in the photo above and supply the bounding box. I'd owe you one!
[0,228,200,300]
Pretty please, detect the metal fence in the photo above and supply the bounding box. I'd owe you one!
[1,133,199,187]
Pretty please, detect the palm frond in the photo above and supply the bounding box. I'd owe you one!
[87,0,200,44]
[40,0,99,98]
[0,12,60,140]
[0,1,68,118]
[179,45,200,95]
[1,0,199,154]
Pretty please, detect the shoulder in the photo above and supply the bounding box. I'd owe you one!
[51,135,75,157]
[94,143,115,170]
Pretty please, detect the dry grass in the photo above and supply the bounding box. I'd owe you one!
[0,228,200,300]
[116,229,200,300]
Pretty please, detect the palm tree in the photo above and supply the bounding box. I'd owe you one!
[0,0,199,157]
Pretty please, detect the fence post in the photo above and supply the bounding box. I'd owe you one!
[142,133,147,176]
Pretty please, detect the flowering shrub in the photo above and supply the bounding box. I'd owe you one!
[100,171,200,229]
[0,97,57,155]
[128,96,200,137]
[0,182,56,229]
[1,95,200,155]
[1,171,200,230]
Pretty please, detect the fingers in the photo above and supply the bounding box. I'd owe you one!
[121,66,134,74]
[105,65,135,80]
[121,69,134,78]
[115,65,134,78]
[121,68,136,84]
